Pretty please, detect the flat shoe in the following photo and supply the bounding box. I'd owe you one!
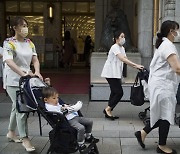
[156,146,177,154]
[113,116,119,119]
[134,131,145,149]
[22,142,35,152]
[6,134,22,143]
[103,109,115,120]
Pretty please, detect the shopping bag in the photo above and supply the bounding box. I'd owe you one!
[130,72,144,106]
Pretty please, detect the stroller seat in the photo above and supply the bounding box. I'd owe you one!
[17,76,99,154]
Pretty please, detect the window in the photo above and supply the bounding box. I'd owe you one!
[6,1,18,12]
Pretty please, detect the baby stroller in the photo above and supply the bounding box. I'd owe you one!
[16,76,99,154]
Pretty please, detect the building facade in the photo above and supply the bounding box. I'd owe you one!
[0,0,180,69]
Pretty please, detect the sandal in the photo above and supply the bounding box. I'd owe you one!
[22,139,35,152]
[6,134,22,143]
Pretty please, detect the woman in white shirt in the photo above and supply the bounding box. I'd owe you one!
[101,31,144,120]
[135,20,180,154]
[0,46,3,83]
[3,16,43,152]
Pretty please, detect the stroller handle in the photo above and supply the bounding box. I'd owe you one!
[19,75,40,88]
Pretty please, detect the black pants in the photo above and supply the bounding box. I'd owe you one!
[106,78,123,110]
[143,119,170,145]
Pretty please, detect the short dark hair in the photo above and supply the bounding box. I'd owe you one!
[42,87,58,99]
[155,20,179,49]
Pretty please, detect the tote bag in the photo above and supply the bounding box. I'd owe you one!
[130,72,144,106]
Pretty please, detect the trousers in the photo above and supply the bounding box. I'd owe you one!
[143,119,170,145]
[68,116,93,142]
[6,86,28,138]
[106,78,123,110]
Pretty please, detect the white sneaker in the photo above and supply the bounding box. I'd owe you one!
[67,101,83,113]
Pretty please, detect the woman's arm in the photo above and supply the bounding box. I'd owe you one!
[167,54,180,75]
[5,59,26,76]
[117,53,144,69]
[32,55,43,80]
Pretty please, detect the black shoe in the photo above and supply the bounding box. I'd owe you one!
[85,135,99,143]
[134,131,145,149]
[79,143,86,151]
[112,116,119,119]
[103,109,115,120]
[156,146,177,154]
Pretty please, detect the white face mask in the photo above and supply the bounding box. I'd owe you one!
[119,38,126,46]
[171,30,180,38]
[20,27,28,38]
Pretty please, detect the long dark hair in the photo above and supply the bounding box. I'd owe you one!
[9,16,28,36]
[113,30,123,44]
[155,20,179,49]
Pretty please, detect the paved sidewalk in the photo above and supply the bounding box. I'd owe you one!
[0,93,180,154]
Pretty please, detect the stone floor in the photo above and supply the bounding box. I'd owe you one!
[1,94,180,154]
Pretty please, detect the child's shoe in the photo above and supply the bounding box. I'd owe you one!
[85,135,99,143]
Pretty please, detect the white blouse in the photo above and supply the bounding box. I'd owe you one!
[101,43,126,79]
[3,37,37,87]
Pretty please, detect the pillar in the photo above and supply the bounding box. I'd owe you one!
[44,2,62,68]
[95,0,110,52]
[0,1,6,46]
[138,0,153,68]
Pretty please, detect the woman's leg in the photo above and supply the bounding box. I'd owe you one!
[157,120,174,153]
[6,86,35,151]
[6,86,28,138]
[105,78,123,115]
[135,120,161,148]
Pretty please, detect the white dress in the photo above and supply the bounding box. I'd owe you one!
[148,37,179,127]
[0,47,3,78]
[101,44,126,79]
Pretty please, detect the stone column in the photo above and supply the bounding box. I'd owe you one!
[162,0,175,21]
[95,0,110,52]
[138,0,153,68]
[160,0,180,54]
[43,2,62,68]
[0,1,6,45]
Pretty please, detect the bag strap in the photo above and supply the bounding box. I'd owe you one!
[133,72,143,86]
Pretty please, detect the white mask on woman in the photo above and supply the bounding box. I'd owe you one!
[119,38,126,46]
[20,27,28,38]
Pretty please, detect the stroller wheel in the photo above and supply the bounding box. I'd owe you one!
[88,150,97,154]
[143,117,150,126]
[138,112,146,120]
[175,116,180,126]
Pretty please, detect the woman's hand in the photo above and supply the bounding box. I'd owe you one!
[34,72,43,80]
[135,64,144,70]
[44,78,51,86]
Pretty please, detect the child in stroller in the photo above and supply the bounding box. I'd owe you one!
[17,76,99,153]
[42,86,99,150]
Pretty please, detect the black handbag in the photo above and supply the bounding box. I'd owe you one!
[130,72,144,106]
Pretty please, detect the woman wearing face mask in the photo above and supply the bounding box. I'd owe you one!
[3,16,43,152]
[101,31,144,120]
[135,20,180,154]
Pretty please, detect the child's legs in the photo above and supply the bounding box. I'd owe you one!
[78,117,93,134]
[68,117,85,143]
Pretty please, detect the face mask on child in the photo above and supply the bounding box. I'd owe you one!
[20,27,28,38]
